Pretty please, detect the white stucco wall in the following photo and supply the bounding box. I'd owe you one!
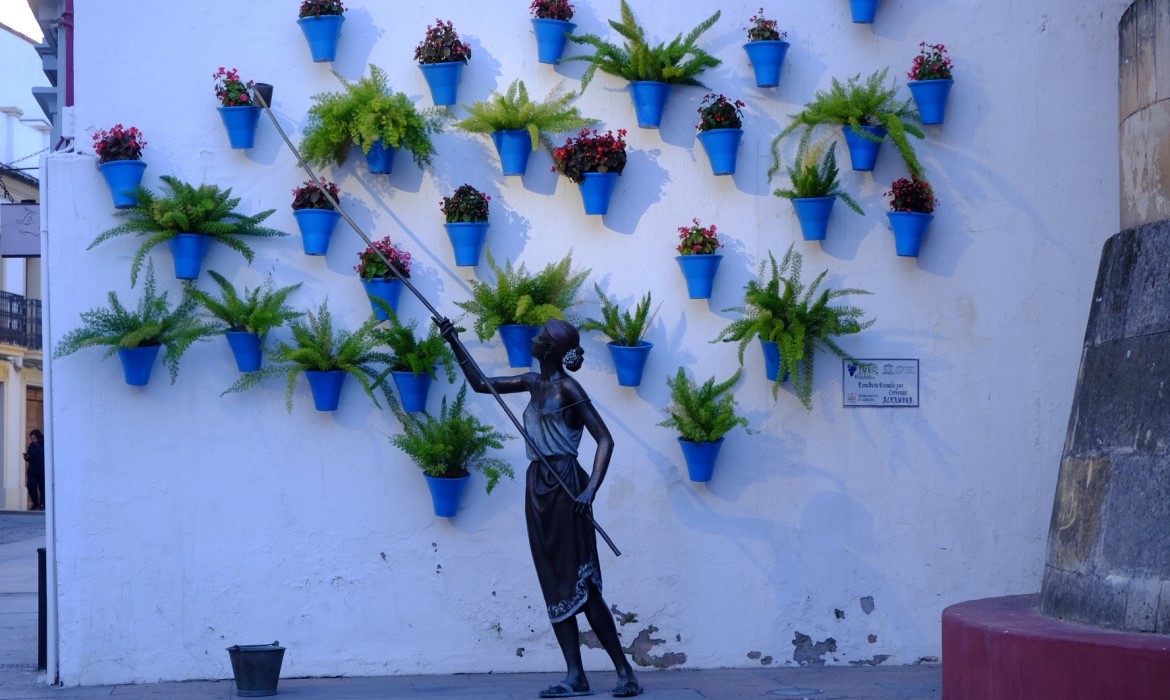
[46,0,1127,685]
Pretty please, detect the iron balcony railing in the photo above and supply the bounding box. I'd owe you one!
[0,292,42,350]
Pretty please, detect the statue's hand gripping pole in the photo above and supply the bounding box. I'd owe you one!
[252,87,620,557]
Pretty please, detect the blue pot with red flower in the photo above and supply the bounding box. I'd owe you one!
[696,129,743,176]
[887,211,933,257]
[532,18,576,64]
[577,172,618,216]
[298,15,344,62]
[217,106,260,149]
[743,40,790,88]
[362,278,404,320]
[98,160,147,209]
[293,209,340,256]
[445,222,489,267]
[908,79,954,125]
[419,62,464,107]
[676,254,722,300]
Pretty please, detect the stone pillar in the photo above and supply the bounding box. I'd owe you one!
[1039,222,1170,632]
[1119,0,1170,229]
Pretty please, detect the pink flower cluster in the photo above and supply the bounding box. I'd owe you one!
[530,0,574,21]
[676,218,723,256]
[908,42,953,81]
[746,7,786,42]
[213,67,254,107]
[92,124,146,164]
[355,236,412,280]
[414,19,472,65]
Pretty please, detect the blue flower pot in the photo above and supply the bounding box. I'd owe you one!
[531,18,576,64]
[226,331,262,372]
[217,106,260,149]
[297,14,344,62]
[445,222,489,267]
[607,341,653,387]
[118,345,160,387]
[392,370,433,413]
[908,79,954,125]
[841,125,887,171]
[577,171,618,216]
[419,61,464,107]
[97,160,146,209]
[887,211,933,257]
[742,40,789,88]
[498,324,540,368]
[791,196,837,241]
[850,0,879,23]
[293,208,340,256]
[759,337,790,383]
[675,254,722,300]
[491,129,533,176]
[627,81,673,129]
[305,370,346,411]
[362,278,404,320]
[167,233,211,280]
[425,474,470,518]
[365,139,397,174]
[678,437,724,483]
[696,128,743,176]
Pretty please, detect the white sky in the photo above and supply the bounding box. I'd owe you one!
[0,0,42,42]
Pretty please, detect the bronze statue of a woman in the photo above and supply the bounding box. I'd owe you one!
[440,318,642,698]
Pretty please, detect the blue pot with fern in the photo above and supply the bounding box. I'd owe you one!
[425,474,470,518]
[791,197,836,241]
[118,345,161,387]
[498,324,541,368]
[305,370,346,411]
[392,370,433,413]
[841,125,886,171]
[365,139,397,174]
[627,81,673,129]
[759,338,790,383]
[607,342,653,387]
[226,331,262,373]
[678,437,723,483]
[167,233,211,281]
[491,129,534,176]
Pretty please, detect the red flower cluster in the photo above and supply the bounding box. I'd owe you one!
[414,19,472,65]
[440,184,491,223]
[696,93,745,132]
[298,0,344,18]
[746,7,785,42]
[213,67,254,107]
[92,124,146,164]
[676,218,723,256]
[291,179,340,211]
[551,128,629,184]
[908,42,953,82]
[530,0,574,21]
[355,236,412,280]
[886,177,937,214]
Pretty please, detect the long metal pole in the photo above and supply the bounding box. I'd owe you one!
[252,88,620,557]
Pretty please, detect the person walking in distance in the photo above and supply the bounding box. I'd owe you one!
[24,429,44,511]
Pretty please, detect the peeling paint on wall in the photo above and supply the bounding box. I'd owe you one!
[848,654,890,666]
[792,632,837,666]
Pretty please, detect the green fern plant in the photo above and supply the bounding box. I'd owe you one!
[88,175,285,287]
[455,79,597,152]
[389,383,515,493]
[300,64,446,169]
[658,367,749,443]
[580,283,656,347]
[713,246,874,410]
[378,310,457,381]
[772,68,925,179]
[770,134,864,215]
[456,251,590,341]
[225,299,394,411]
[188,271,302,337]
[565,0,721,90]
[53,262,219,383]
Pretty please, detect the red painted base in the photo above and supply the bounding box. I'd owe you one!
[942,594,1170,699]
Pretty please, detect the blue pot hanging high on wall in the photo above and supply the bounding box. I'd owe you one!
[908,79,954,125]
[498,324,540,368]
[365,139,396,174]
[742,40,790,88]
[118,345,161,387]
[841,125,886,171]
[678,437,724,483]
[531,18,576,64]
[850,0,879,23]
[226,331,262,373]
[305,370,346,411]
[627,81,673,128]
[491,129,533,176]
[696,128,743,176]
[293,209,341,256]
[577,171,618,216]
[676,254,723,300]
[419,61,464,107]
[425,474,470,518]
[297,14,344,62]
[791,196,837,242]
[445,222,489,267]
[607,341,653,387]
[97,160,146,209]
[217,106,260,149]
